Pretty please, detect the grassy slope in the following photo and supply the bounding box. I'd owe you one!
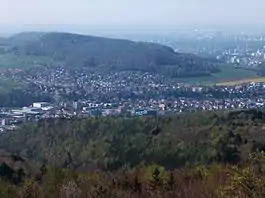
[216,77,265,86]
[0,79,26,94]
[0,54,41,93]
[0,54,53,69]
[175,64,257,85]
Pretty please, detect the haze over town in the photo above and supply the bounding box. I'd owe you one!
[0,0,265,35]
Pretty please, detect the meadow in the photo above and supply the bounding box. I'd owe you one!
[216,77,265,86]
[176,64,258,85]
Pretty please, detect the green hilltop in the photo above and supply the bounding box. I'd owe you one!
[2,32,219,78]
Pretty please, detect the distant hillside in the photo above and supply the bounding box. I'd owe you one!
[8,32,220,77]
[5,32,46,46]
[0,38,5,54]
[0,37,5,44]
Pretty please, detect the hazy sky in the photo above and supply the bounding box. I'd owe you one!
[0,0,264,33]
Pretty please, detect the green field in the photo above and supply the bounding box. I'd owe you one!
[216,77,265,86]
[0,54,53,69]
[175,65,258,85]
[0,78,25,91]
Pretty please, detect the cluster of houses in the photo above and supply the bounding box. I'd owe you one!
[1,65,265,133]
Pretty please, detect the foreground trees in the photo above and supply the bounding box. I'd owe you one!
[1,155,265,198]
[0,109,265,197]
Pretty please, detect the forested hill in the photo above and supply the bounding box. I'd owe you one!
[0,110,265,197]
[7,32,219,77]
[0,37,4,43]
[1,109,265,171]
[5,32,46,46]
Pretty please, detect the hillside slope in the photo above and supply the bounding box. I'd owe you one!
[8,32,219,77]
[5,32,46,46]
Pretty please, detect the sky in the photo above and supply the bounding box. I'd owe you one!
[0,0,264,34]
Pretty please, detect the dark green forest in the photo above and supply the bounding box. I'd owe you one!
[2,109,265,170]
[1,32,220,78]
[0,110,265,197]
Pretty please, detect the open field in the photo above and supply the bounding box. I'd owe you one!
[0,79,26,92]
[176,64,258,85]
[0,54,53,69]
[216,77,265,86]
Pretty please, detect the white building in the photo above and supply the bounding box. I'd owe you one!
[32,102,53,111]
[33,102,49,108]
